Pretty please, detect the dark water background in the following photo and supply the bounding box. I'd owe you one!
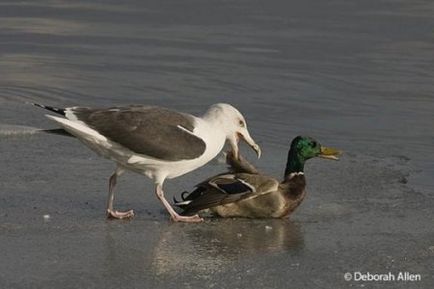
[0,1,433,288]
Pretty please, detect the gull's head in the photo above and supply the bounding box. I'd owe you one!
[205,103,261,160]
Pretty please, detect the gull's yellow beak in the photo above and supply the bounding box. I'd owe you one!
[238,132,261,159]
[229,132,261,160]
[319,146,342,160]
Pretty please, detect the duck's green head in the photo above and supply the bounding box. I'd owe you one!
[291,136,341,160]
[285,136,341,176]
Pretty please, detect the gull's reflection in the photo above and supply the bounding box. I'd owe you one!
[151,218,304,276]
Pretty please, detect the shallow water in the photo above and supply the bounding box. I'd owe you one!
[0,0,433,288]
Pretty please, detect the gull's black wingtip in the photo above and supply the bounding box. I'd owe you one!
[29,102,66,116]
[40,128,73,137]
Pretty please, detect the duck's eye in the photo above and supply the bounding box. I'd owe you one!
[312,141,318,147]
[239,120,245,127]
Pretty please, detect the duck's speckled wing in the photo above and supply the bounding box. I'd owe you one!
[179,173,279,216]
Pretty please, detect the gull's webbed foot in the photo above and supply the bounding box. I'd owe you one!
[171,214,204,223]
[106,209,135,220]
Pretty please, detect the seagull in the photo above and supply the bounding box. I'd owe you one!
[174,136,341,218]
[32,103,261,223]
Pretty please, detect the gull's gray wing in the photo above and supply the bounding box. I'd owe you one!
[66,105,206,161]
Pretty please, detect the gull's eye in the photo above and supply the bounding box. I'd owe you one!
[239,120,245,127]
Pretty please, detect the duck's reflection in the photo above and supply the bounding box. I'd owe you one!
[151,218,304,276]
[101,218,304,279]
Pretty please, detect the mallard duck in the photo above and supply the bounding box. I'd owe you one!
[174,136,341,218]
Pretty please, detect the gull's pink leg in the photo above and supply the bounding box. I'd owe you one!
[155,184,203,223]
[106,167,134,219]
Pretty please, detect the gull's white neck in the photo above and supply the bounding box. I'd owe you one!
[190,108,229,163]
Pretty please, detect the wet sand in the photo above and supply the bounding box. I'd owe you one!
[1,129,433,288]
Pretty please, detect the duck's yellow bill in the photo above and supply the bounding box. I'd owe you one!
[319,146,342,160]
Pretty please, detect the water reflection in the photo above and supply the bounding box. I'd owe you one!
[100,219,303,279]
[151,219,304,276]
